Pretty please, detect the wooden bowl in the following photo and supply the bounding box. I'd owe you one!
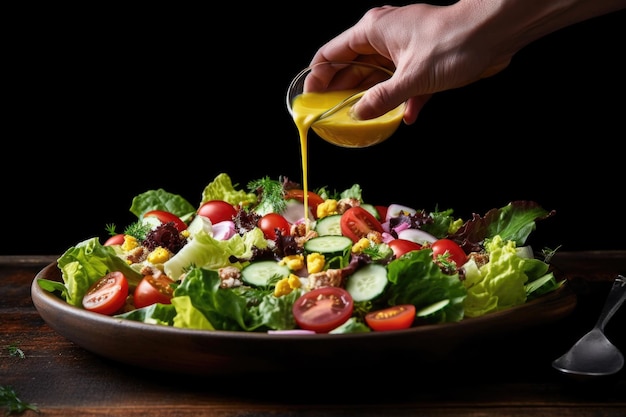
[31,262,577,376]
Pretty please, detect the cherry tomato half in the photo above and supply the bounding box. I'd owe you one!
[143,210,187,232]
[431,238,467,267]
[82,271,129,315]
[197,200,237,224]
[104,233,125,246]
[133,274,175,309]
[365,304,416,332]
[375,205,388,221]
[284,189,325,219]
[340,206,384,243]
[258,213,291,240]
[388,239,423,258]
[292,287,354,333]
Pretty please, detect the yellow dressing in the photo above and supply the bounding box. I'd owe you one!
[291,89,404,230]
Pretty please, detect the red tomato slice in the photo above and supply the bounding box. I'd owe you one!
[340,206,384,243]
[388,239,422,258]
[431,238,467,267]
[197,200,237,224]
[365,304,416,331]
[143,210,187,232]
[292,287,354,333]
[82,271,129,315]
[258,213,291,240]
[284,189,324,218]
[104,233,125,246]
[133,275,175,309]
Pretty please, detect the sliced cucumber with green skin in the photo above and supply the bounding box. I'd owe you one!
[304,235,353,269]
[304,235,352,254]
[345,263,388,302]
[314,214,343,236]
[240,260,291,287]
[417,299,450,317]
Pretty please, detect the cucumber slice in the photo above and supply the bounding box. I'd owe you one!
[416,299,450,317]
[345,263,388,302]
[240,260,291,287]
[304,235,353,269]
[360,203,380,220]
[314,214,342,236]
[304,235,352,254]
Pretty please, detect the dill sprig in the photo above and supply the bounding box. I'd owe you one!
[123,221,152,241]
[247,176,287,214]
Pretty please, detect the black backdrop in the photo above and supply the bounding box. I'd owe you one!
[4,3,625,255]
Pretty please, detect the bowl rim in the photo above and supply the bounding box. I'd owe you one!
[30,261,578,374]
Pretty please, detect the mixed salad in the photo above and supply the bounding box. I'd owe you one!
[38,172,563,334]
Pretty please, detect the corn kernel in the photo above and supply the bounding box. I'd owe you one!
[147,247,171,264]
[274,278,292,297]
[352,237,371,253]
[306,253,325,273]
[121,235,139,251]
[317,199,338,219]
[288,273,302,289]
[279,254,305,270]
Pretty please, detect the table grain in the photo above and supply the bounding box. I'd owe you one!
[1,253,625,417]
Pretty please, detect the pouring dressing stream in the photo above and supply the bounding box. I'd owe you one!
[287,61,405,229]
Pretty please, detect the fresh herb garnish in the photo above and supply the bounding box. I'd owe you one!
[247,176,287,215]
[105,223,117,236]
[7,344,24,359]
[106,221,152,242]
[0,386,39,415]
[434,252,458,273]
[541,245,562,263]
[362,243,394,262]
[123,221,152,241]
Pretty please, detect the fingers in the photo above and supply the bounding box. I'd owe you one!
[403,95,432,125]
[304,61,389,93]
[351,80,429,124]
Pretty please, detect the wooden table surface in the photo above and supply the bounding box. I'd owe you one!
[2,253,625,417]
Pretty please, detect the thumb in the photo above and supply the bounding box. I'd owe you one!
[351,79,410,121]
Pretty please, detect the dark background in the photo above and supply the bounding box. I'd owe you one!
[4,2,625,255]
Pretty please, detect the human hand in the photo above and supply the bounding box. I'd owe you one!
[310,3,514,125]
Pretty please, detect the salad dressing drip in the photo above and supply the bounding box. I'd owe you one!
[291,89,405,229]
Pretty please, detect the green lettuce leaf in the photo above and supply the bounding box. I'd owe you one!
[115,302,177,325]
[163,227,266,281]
[386,249,466,323]
[201,173,257,207]
[463,235,529,317]
[53,237,143,306]
[171,296,216,330]
[129,188,196,221]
